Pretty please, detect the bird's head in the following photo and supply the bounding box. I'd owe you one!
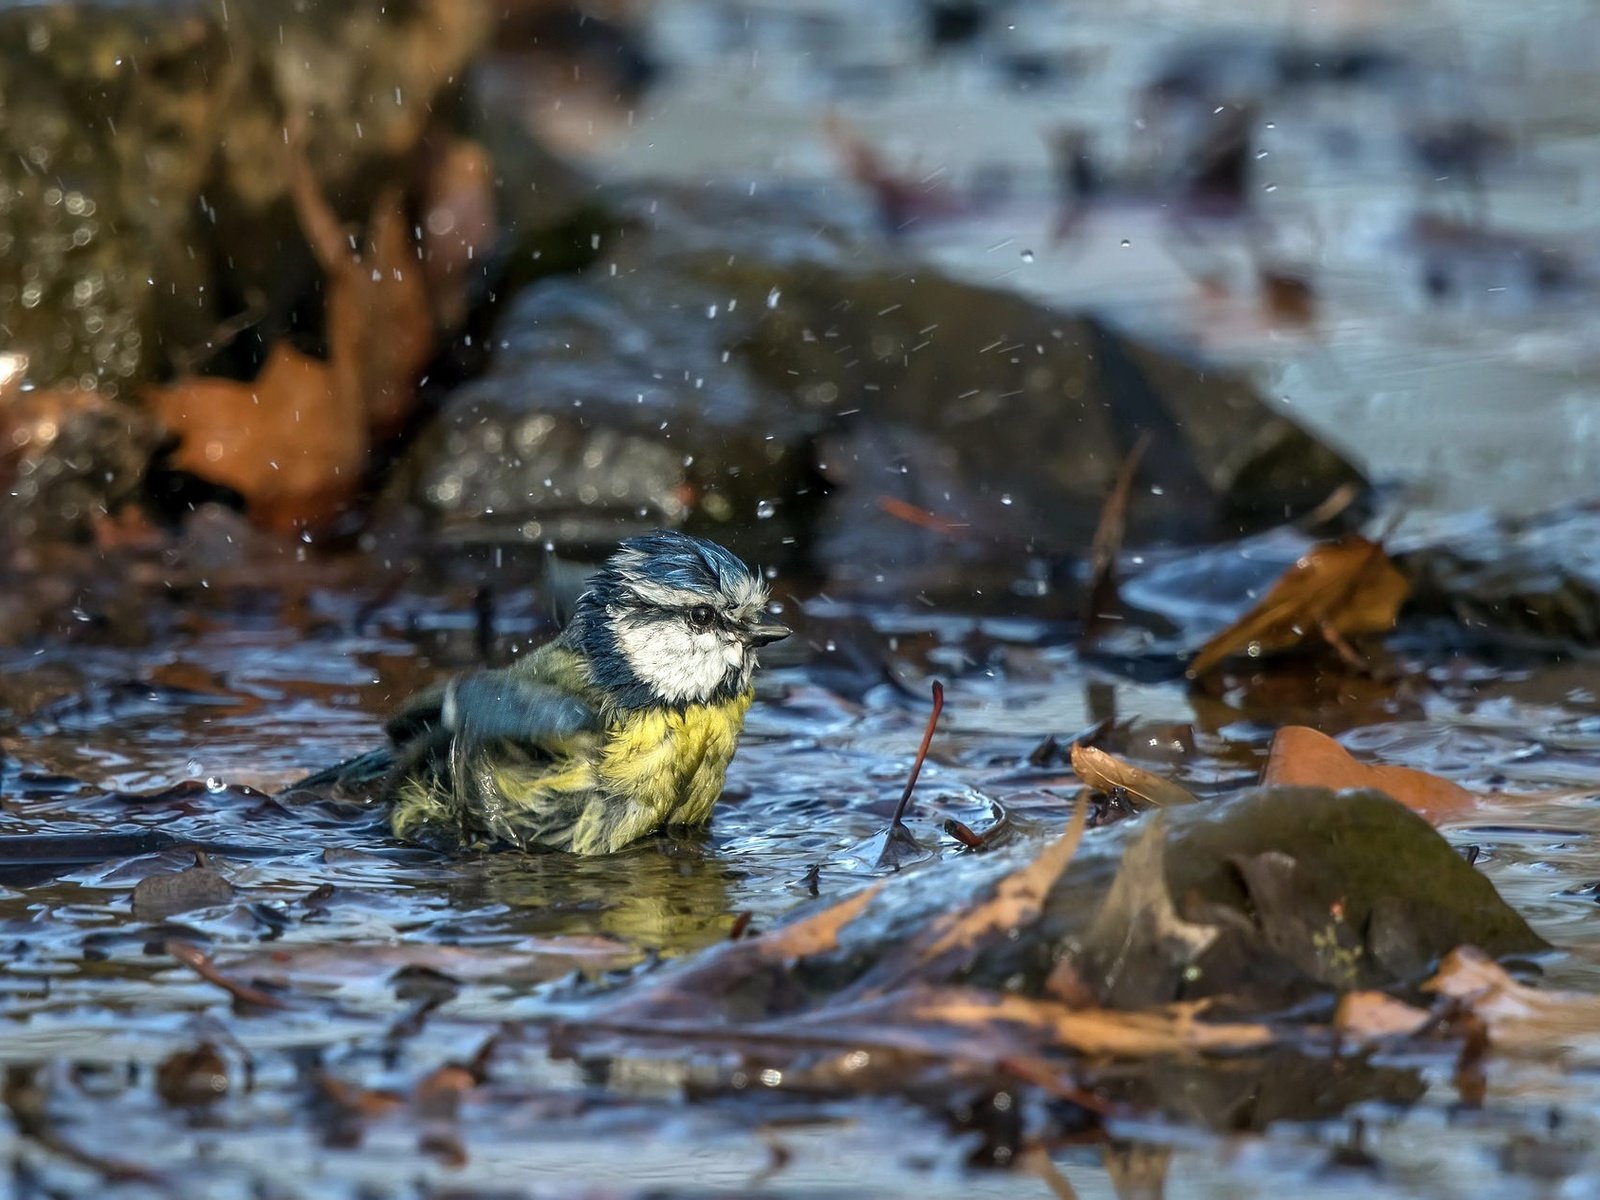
[563,530,791,710]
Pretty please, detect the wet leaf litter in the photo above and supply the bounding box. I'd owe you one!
[4,0,1600,1196]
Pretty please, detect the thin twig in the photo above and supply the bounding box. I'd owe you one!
[889,681,945,828]
[1082,432,1151,641]
[166,940,291,1011]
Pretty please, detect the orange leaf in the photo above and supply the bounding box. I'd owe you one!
[1187,535,1410,678]
[149,343,365,533]
[290,145,433,441]
[1261,725,1477,822]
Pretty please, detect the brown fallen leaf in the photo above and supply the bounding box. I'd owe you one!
[1425,946,1600,1059]
[148,343,365,532]
[1334,991,1432,1044]
[1186,535,1410,679]
[1071,744,1199,808]
[155,1043,230,1108]
[1262,725,1477,823]
[849,792,1088,997]
[571,984,1273,1069]
[291,144,434,442]
[315,1070,406,1119]
[131,857,235,922]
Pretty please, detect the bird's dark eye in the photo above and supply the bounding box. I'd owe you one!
[687,605,714,630]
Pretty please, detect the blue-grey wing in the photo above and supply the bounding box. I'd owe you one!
[437,671,599,751]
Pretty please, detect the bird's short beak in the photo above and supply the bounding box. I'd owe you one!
[749,614,792,645]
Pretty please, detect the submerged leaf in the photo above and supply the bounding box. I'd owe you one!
[1187,535,1409,678]
[1425,946,1600,1059]
[1262,725,1477,823]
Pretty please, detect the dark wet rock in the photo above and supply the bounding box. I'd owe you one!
[130,862,236,921]
[0,0,494,537]
[394,190,1367,601]
[1394,504,1600,644]
[786,786,1542,1009]
[0,389,158,541]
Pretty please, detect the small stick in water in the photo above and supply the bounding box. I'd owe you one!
[891,680,945,829]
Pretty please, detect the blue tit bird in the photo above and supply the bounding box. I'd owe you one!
[305,530,790,855]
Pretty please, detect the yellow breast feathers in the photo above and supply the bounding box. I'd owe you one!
[473,688,753,856]
[587,690,755,847]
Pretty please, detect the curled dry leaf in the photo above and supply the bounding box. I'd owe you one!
[1070,743,1199,808]
[1262,725,1477,823]
[1333,991,1432,1044]
[1186,535,1410,679]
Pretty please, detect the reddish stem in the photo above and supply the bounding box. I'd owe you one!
[890,680,945,828]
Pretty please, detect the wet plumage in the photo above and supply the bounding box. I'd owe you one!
[309,530,788,855]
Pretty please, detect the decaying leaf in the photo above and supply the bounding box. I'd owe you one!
[1333,991,1432,1044]
[1187,535,1410,678]
[1076,815,1218,1008]
[148,343,365,532]
[1071,743,1200,808]
[1425,946,1600,1060]
[153,139,440,532]
[1262,725,1478,823]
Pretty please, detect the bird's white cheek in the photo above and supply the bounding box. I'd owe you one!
[614,621,733,704]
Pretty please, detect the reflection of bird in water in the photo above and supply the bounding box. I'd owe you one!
[297,530,790,855]
[457,839,739,954]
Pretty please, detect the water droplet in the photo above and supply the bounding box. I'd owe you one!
[766,288,781,309]
[1020,249,1035,263]
[205,776,226,793]
[1119,239,1131,248]
[756,500,776,519]
[1000,494,1014,506]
